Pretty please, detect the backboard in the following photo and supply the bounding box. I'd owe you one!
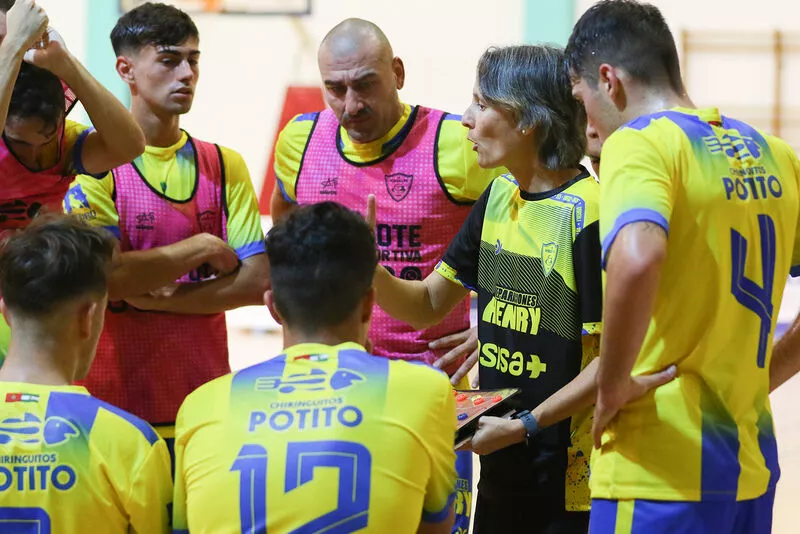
[119,0,311,16]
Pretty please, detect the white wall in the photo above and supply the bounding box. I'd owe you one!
[36,0,89,124]
[37,0,87,63]
[576,0,800,31]
[575,0,800,144]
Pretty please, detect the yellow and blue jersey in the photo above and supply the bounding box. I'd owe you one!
[173,342,457,533]
[274,103,504,204]
[0,382,172,532]
[64,131,265,260]
[595,107,800,502]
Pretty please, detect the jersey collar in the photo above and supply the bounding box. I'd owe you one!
[283,342,367,362]
[518,165,592,201]
[0,382,90,396]
[337,103,413,163]
[670,106,722,126]
[140,130,190,162]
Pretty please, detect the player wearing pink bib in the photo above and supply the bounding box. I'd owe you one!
[294,105,471,365]
[81,136,232,428]
[0,1,145,231]
[270,19,504,532]
[65,3,267,462]
[272,20,503,378]
[0,0,146,363]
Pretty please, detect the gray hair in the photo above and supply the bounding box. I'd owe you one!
[477,45,587,170]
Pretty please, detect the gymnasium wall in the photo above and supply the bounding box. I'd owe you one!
[577,0,800,31]
[37,0,526,195]
[576,0,800,147]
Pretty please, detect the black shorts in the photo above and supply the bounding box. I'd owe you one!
[472,491,589,534]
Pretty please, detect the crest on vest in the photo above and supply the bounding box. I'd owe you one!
[541,242,558,276]
[385,173,413,202]
[197,210,219,235]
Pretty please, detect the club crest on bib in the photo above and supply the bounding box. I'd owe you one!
[196,210,218,235]
[541,242,558,276]
[385,173,413,202]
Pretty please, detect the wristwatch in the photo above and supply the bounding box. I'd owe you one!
[513,410,540,443]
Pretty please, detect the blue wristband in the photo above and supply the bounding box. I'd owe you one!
[514,410,540,441]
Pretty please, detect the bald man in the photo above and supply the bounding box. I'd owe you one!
[270,18,504,533]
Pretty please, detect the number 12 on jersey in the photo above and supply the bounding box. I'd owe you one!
[231,440,372,533]
[730,213,776,368]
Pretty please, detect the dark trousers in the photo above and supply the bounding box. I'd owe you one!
[472,491,589,534]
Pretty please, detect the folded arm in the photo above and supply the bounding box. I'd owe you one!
[126,253,269,314]
[108,233,235,301]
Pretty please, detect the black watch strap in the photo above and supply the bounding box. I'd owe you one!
[514,410,540,440]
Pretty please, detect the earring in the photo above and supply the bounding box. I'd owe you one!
[521,129,527,134]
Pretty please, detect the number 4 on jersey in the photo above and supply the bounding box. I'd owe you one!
[730,214,776,368]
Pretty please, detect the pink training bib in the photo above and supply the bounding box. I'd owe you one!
[295,106,472,369]
[79,134,231,425]
[0,125,71,239]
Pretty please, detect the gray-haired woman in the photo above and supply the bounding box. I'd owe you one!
[372,45,672,533]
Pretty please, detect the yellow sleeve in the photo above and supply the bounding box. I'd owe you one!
[61,120,92,176]
[125,439,174,534]
[172,400,192,534]
[436,116,505,203]
[273,114,316,203]
[221,147,266,259]
[599,127,673,267]
[421,371,458,523]
[63,173,121,239]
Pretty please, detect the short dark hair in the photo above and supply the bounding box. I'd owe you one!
[8,63,64,130]
[477,45,586,170]
[0,0,15,13]
[0,216,115,317]
[266,202,377,333]
[566,0,684,94]
[111,2,199,56]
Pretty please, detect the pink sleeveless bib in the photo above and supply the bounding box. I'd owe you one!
[295,107,471,369]
[79,134,231,425]
[0,127,71,238]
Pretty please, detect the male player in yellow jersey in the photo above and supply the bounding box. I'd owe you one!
[270,20,502,530]
[0,216,172,533]
[0,0,146,363]
[567,1,800,532]
[173,202,458,534]
[64,2,267,460]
